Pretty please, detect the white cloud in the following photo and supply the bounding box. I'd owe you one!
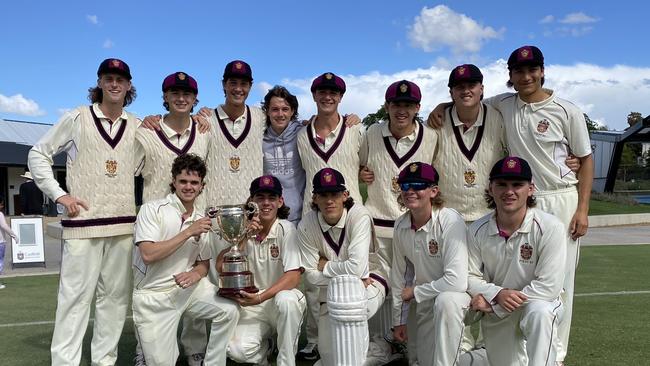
[86,15,99,25]
[57,108,72,116]
[559,12,599,24]
[0,94,46,116]
[103,39,115,49]
[408,5,504,54]
[539,15,555,24]
[274,61,650,131]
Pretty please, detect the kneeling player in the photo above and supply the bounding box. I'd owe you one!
[467,156,566,366]
[390,162,470,366]
[219,175,306,366]
[297,168,390,366]
[132,154,239,366]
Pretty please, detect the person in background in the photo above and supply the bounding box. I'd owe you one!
[0,195,19,289]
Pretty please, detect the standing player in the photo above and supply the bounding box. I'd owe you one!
[390,162,470,366]
[133,153,239,366]
[135,71,211,204]
[219,175,306,366]
[467,156,566,366]
[435,64,507,222]
[261,86,306,225]
[297,168,390,366]
[28,58,139,365]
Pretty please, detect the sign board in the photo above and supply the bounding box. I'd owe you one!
[10,217,45,264]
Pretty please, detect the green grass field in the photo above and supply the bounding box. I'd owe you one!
[1,245,649,365]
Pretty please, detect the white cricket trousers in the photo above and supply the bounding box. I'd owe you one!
[481,299,563,366]
[132,278,239,366]
[227,288,306,366]
[405,292,470,366]
[50,235,133,366]
[536,186,579,362]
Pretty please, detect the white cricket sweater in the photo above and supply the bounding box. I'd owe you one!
[62,106,138,239]
[435,104,507,221]
[297,117,362,215]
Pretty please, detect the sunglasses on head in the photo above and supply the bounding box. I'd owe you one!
[399,182,431,191]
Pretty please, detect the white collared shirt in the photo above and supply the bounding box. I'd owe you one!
[133,193,212,290]
[467,207,567,319]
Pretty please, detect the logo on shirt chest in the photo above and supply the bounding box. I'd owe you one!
[428,239,440,256]
[391,176,401,193]
[229,155,241,172]
[105,159,118,177]
[463,167,477,188]
[270,243,280,259]
[536,119,550,134]
[519,243,534,262]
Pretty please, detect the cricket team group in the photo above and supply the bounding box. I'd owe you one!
[27,44,594,366]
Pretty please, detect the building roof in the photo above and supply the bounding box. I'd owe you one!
[0,118,65,167]
[0,118,54,145]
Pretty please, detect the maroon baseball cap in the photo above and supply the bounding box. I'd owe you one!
[162,72,198,94]
[397,162,439,185]
[223,60,253,82]
[489,156,533,181]
[312,168,347,194]
[385,80,421,103]
[311,72,346,94]
[249,175,283,196]
[508,46,544,70]
[97,58,131,80]
[448,64,483,88]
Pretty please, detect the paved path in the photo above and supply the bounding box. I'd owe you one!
[2,223,648,278]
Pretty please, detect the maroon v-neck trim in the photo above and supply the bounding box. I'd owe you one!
[155,120,196,156]
[307,116,347,163]
[323,226,346,256]
[90,106,126,149]
[450,104,486,162]
[216,106,251,148]
[382,123,424,167]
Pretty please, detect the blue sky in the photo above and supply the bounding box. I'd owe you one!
[1,1,648,130]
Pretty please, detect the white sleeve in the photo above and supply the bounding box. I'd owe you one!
[413,217,468,302]
[28,109,81,201]
[322,215,371,279]
[467,226,503,302]
[565,104,593,158]
[280,223,303,272]
[358,128,370,167]
[134,129,147,176]
[297,220,329,286]
[134,203,163,244]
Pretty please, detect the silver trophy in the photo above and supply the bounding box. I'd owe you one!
[206,202,260,296]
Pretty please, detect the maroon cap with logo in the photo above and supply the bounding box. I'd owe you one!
[223,60,253,81]
[507,45,544,70]
[489,156,533,181]
[312,168,347,193]
[162,72,198,94]
[97,58,132,80]
[385,80,421,103]
[448,64,483,87]
[249,175,283,196]
[397,162,439,185]
[311,72,346,94]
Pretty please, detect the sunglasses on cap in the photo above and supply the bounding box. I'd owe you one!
[399,182,432,192]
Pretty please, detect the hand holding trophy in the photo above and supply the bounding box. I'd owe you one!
[206,202,260,297]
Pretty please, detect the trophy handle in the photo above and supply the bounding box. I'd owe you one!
[205,206,223,236]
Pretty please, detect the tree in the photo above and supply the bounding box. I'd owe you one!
[362,105,424,127]
[584,113,599,132]
[627,111,643,127]
[362,105,388,127]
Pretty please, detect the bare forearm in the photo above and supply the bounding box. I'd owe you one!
[139,229,193,264]
[576,155,594,212]
[191,260,210,278]
[259,270,301,302]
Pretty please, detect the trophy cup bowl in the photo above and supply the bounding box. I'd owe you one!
[206,202,259,297]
